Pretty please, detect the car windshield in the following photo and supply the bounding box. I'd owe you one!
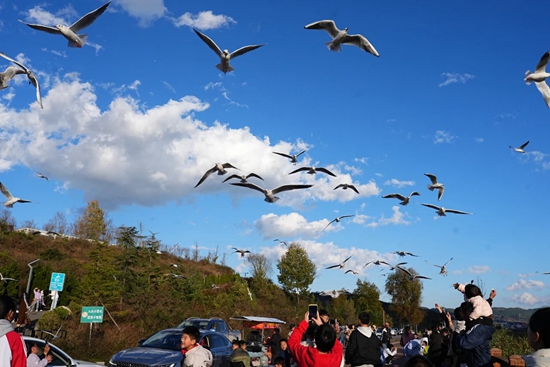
[142,330,182,351]
[179,320,210,330]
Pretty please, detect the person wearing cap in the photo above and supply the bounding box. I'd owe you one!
[288,324,296,338]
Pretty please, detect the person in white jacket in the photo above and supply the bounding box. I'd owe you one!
[523,307,550,367]
[180,326,213,367]
[453,283,492,321]
[27,343,53,367]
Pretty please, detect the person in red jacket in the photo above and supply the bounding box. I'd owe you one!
[288,309,343,367]
[0,295,27,367]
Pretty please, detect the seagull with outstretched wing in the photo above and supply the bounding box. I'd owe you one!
[0,52,42,108]
[382,191,420,206]
[394,251,419,257]
[195,162,239,188]
[0,273,17,282]
[232,247,251,258]
[289,166,336,177]
[345,269,359,275]
[326,255,352,270]
[193,28,264,74]
[525,51,550,108]
[395,266,432,281]
[323,215,354,231]
[509,141,530,154]
[304,20,379,57]
[421,203,472,217]
[230,182,312,203]
[425,257,453,276]
[19,1,111,48]
[222,173,264,183]
[424,173,444,201]
[272,150,307,164]
[363,260,390,269]
[0,182,31,208]
[334,183,359,194]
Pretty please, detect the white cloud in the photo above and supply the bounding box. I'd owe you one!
[366,206,411,228]
[0,72,379,210]
[173,10,236,30]
[384,178,415,188]
[41,48,67,58]
[474,137,484,143]
[254,213,345,239]
[439,72,475,87]
[468,265,491,274]
[374,173,383,178]
[519,273,535,278]
[259,240,399,277]
[354,157,369,165]
[205,82,223,91]
[24,5,68,25]
[162,81,176,93]
[451,269,463,275]
[434,130,456,144]
[510,292,548,306]
[525,151,550,170]
[116,0,166,27]
[505,279,545,291]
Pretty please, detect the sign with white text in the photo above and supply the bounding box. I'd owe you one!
[80,306,104,323]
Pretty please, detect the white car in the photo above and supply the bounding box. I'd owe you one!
[23,336,102,366]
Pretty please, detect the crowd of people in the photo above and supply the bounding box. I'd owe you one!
[1,285,549,367]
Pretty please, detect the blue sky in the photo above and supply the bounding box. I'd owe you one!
[1,0,549,309]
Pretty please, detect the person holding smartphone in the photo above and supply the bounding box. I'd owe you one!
[27,343,52,367]
[288,306,343,367]
[345,312,382,367]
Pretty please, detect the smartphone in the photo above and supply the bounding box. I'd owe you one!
[308,304,318,321]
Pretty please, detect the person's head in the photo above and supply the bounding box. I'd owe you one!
[421,337,428,346]
[314,323,337,353]
[405,355,434,367]
[181,326,200,350]
[405,325,411,333]
[0,295,16,321]
[239,340,247,350]
[464,284,483,299]
[454,306,466,321]
[358,312,371,326]
[460,301,474,318]
[272,327,280,335]
[231,340,240,350]
[289,324,295,331]
[528,307,550,350]
[385,322,390,328]
[273,356,285,367]
[280,338,288,350]
[319,309,330,324]
[30,343,43,355]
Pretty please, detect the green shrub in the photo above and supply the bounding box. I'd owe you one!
[491,326,531,357]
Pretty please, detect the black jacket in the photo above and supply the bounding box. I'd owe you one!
[345,327,381,367]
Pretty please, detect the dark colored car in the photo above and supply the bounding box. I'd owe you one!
[177,317,241,341]
[108,328,232,367]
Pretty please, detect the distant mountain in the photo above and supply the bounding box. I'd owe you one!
[492,307,536,323]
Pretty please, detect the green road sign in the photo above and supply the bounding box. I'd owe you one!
[80,306,104,323]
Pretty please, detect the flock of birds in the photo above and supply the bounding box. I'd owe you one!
[2,3,550,294]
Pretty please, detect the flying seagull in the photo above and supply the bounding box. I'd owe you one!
[0,52,42,108]
[326,255,352,269]
[421,203,472,217]
[230,182,313,203]
[274,239,288,246]
[304,20,379,57]
[289,166,336,177]
[394,251,419,258]
[395,266,432,281]
[272,150,307,164]
[363,260,390,269]
[194,163,239,188]
[0,182,31,208]
[170,264,179,268]
[193,28,264,74]
[345,269,359,275]
[425,257,453,276]
[387,262,408,271]
[424,173,444,201]
[247,286,253,301]
[509,141,530,154]
[334,183,359,194]
[165,273,187,279]
[222,173,264,183]
[19,1,111,48]
[323,215,355,231]
[525,51,550,108]
[232,248,251,258]
[36,172,49,181]
[382,191,421,206]
[0,273,17,282]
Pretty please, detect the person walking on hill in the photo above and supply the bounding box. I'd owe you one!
[345,312,382,367]
[0,295,27,367]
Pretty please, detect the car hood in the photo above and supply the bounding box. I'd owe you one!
[111,346,183,364]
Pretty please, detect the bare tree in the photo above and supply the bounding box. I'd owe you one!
[192,242,200,261]
[20,219,38,229]
[43,211,68,234]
